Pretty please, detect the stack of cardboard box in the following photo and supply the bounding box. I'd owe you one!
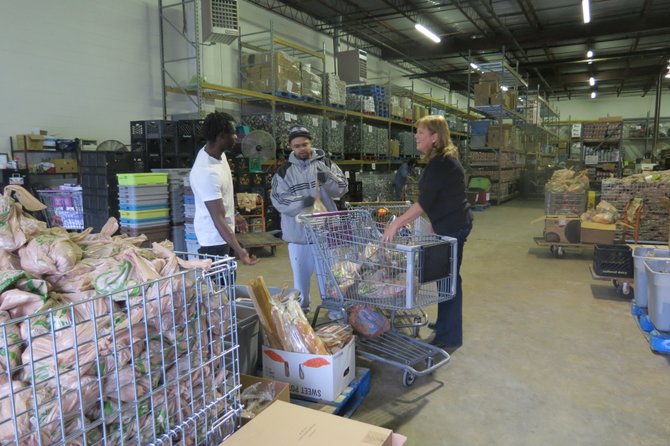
[487,124,521,150]
[241,51,302,97]
[473,72,517,110]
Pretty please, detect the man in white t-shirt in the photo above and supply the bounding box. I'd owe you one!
[189,111,258,265]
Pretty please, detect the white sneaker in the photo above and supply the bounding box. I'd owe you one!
[327,309,345,321]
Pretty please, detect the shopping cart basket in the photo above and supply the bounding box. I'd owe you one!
[299,209,457,386]
[37,189,84,230]
[0,255,241,445]
[344,201,432,335]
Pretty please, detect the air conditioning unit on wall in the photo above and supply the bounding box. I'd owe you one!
[202,0,239,45]
[337,49,368,83]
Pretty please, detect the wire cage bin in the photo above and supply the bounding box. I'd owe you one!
[300,210,457,311]
[0,255,242,445]
[37,189,84,230]
[544,190,587,215]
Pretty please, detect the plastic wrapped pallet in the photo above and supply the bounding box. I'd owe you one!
[359,172,395,201]
[325,73,346,107]
[324,118,345,156]
[397,131,417,156]
[297,114,324,148]
[300,64,323,102]
[601,171,670,242]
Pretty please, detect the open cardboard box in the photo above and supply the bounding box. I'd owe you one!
[225,400,407,446]
[239,374,290,426]
[262,338,356,402]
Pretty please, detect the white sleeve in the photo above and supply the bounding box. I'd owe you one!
[192,167,222,202]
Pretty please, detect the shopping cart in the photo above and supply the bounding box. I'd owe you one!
[344,201,431,335]
[0,255,241,445]
[300,209,457,386]
[37,189,84,230]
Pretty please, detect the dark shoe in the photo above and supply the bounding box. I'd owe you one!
[429,337,462,353]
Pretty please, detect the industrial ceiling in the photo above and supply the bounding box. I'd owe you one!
[246,0,670,100]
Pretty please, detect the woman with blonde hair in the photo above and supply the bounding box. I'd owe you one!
[382,115,472,351]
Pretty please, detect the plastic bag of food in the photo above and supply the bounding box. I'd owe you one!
[316,323,354,353]
[348,304,390,338]
[240,381,277,419]
[19,229,83,276]
[0,311,21,373]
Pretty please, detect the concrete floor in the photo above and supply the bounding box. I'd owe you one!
[236,199,670,446]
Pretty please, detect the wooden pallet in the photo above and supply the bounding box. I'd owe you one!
[290,367,371,417]
[237,232,284,256]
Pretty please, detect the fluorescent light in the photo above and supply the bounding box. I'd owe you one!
[470,62,479,70]
[591,91,597,99]
[586,50,594,58]
[665,72,670,79]
[415,23,441,43]
[501,85,509,92]
[589,77,595,86]
[588,60,593,65]
[582,0,591,23]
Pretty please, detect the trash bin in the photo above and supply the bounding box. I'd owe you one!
[632,247,670,308]
[467,176,491,205]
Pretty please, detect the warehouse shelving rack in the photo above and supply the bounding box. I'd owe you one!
[467,52,528,205]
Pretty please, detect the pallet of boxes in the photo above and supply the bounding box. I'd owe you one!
[542,169,590,247]
[473,72,518,111]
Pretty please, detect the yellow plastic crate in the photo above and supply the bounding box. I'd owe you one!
[116,173,168,186]
[119,208,169,220]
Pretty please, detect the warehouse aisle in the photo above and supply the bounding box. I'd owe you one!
[236,199,670,446]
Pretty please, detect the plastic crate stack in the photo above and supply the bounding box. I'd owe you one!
[346,85,389,117]
[183,176,200,256]
[151,168,191,252]
[117,172,170,245]
[80,151,145,232]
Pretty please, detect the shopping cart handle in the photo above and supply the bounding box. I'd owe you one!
[298,210,350,222]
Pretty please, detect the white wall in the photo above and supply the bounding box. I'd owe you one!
[550,93,670,121]
[0,0,162,153]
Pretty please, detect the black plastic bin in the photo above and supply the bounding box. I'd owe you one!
[593,244,634,278]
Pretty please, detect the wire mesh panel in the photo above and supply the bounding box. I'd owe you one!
[344,201,431,237]
[0,257,241,445]
[37,190,84,230]
[301,210,457,311]
[544,191,586,215]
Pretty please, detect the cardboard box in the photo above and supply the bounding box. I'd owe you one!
[580,221,616,244]
[544,216,581,244]
[15,134,45,151]
[474,84,491,106]
[239,374,290,426]
[262,338,355,402]
[389,140,400,157]
[52,158,78,173]
[224,400,395,446]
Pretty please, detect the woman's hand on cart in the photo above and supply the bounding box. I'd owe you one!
[381,220,399,243]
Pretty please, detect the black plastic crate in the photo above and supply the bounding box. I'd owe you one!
[130,120,176,140]
[593,245,634,278]
[80,151,143,173]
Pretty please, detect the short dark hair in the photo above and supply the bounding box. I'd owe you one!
[202,111,236,143]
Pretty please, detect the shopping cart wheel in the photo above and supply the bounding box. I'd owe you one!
[553,246,565,258]
[613,280,632,297]
[403,370,416,387]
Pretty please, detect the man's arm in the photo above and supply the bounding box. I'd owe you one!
[316,160,348,198]
[204,199,258,265]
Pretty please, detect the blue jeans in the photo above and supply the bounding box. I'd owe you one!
[434,223,472,346]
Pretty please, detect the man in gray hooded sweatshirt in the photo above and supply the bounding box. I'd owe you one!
[271,125,348,313]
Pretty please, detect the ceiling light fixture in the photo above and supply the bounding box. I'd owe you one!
[591,91,597,99]
[501,85,509,92]
[415,23,441,43]
[589,76,596,86]
[586,50,594,58]
[470,62,479,70]
[582,0,591,24]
